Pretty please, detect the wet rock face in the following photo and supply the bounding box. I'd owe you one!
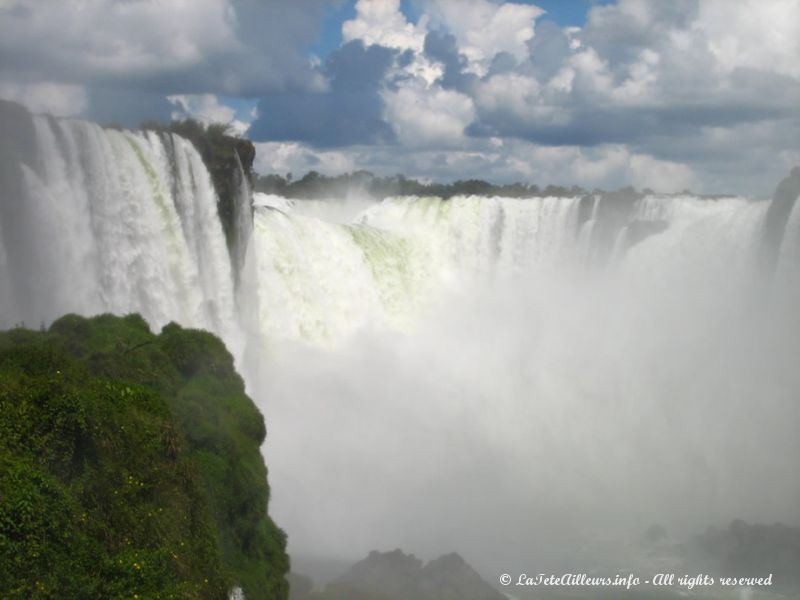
[760,165,800,273]
[315,549,505,600]
[0,98,37,167]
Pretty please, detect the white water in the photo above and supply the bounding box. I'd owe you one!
[252,193,800,576]
[0,116,242,354]
[1,117,799,580]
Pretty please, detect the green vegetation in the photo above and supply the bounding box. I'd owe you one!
[253,170,733,202]
[0,314,288,600]
[254,169,592,200]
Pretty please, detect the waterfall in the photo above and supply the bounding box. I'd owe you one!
[232,149,254,288]
[0,114,241,356]
[244,191,800,571]
[245,192,776,345]
[1,107,799,579]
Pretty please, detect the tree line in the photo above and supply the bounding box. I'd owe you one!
[253,170,615,200]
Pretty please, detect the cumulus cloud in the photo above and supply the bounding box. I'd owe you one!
[343,0,427,52]
[427,0,544,68]
[248,41,397,147]
[0,0,329,123]
[698,0,800,79]
[256,0,798,194]
[0,81,87,117]
[254,142,359,178]
[168,94,251,136]
[0,0,234,79]
[626,152,697,192]
[343,0,442,85]
[383,84,475,148]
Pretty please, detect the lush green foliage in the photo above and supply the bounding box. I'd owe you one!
[0,314,288,600]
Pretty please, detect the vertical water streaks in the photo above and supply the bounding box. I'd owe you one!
[0,116,238,353]
[232,149,254,287]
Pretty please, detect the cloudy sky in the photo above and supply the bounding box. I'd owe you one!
[1,0,798,194]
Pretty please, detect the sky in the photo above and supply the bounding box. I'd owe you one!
[0,0,798,195]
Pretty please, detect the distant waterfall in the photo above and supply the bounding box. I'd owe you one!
[246,192,785,344]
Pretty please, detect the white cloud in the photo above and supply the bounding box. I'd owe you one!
[568,47,614,97]
[0,0,238,77]
[342,0,443,86]
[610,48,660,103]
[627,153,697,193]
[569,145,628,184]
[383,84,475,148]
[343,0,427,52]
[0,0,328,97]
[254,142,357,177]
[167,94,251,136]
[697,0,800,79]
[474,72,568,126]
[0,81,87,117]
[246,0,800,194]
[427,0,543,68]
[1,0,796,194]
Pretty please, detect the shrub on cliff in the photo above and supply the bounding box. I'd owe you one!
[0,314,288,600]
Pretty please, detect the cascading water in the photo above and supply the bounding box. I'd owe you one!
[252,192,800,563]
[1,107,799,586]
[0,113,242,355]
[232,149,254,288]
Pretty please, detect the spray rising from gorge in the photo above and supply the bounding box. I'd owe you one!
[1,104,799,581]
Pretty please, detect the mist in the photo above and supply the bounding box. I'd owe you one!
[243,191,800,580]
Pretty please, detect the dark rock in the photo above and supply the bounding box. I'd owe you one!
[626,219,669,248]
[314,549,504,600]
[760,165,800,274]
[421,552,504,600]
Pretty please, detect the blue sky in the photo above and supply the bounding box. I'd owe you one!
[0,0,798,194]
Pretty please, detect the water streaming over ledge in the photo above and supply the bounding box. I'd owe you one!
[1,114,800,580]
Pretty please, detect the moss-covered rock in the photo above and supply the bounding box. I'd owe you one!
[0,314,288,600]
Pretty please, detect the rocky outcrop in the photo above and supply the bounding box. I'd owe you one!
[313,549,504,600]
